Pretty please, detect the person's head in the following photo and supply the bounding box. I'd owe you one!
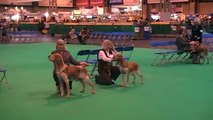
[56,39,66,51]
[178,28,184,35]
[178,28,187,35]
[194,16,201,25]
[83,26,87,30]
[102,39,115,50]
[182,29,189,36]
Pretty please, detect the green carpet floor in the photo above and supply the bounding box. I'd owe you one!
[0,43,213,120]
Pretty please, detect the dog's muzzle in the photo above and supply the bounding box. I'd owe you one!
[48,55,53,61]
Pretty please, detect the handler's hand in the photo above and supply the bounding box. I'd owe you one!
[80,62,90,66]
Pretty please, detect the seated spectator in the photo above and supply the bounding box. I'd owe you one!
[95,40,121,85]
[175,28,191,52]
[67,26,77,44]
[77,26,90,45]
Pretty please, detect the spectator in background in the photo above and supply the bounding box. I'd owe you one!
[67,26,77,44]
[37,20,45,34]
[77,26,90,45]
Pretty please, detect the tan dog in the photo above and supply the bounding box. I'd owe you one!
[114,53,144,87]
[48,53,95,97]
[190,41,209,64]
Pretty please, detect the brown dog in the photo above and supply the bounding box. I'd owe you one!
[190,41,209,64]
[113,53,144,87]
[48,53,95,97]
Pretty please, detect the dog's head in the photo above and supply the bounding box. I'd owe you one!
[190,41,200,52]
[48,53,63,63]
[113,53,124,61]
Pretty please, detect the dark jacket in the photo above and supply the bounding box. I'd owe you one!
[191,25,203,43]
[175,35,190,51]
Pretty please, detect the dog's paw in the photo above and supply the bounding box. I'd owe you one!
[80,90,85,93]
[91,90,95,94]
[121,84,128,87]
[141,81,144,84]
[60,93,64,97]
[65,94,70,98]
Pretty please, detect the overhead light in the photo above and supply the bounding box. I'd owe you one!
[15,6,18,10]
[44,12,49,18]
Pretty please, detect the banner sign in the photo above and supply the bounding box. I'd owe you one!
[148,0,188,4]
[170,0,189,2]
[39,0,73,7]
[109,0,123,5]
[57,0,73,7]
[76,0,89,8]
[0,0,32,5]
[147,0,160,4]
[10,0,41,2]
[90,0,104,7]
[123,0,140,5]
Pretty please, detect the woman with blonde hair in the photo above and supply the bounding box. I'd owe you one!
[51,39,89,93]
[95,40,121,85]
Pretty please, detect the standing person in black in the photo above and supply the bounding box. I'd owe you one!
[51,39,89,93]
[191,18,203,64]
[1,27,7,43]
[95,40,121,85]
[191,19,203,43]
[37,20,45,34]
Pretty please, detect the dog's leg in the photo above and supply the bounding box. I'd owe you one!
[207,55,210,64]
[79,80,86,93]
[201,54,205,64]
[126,73,130,86]
[58,77,64,97]
[121,73,125,87]
[84,75,95,94]
[60,73,70,97]
[121,73,128,87]
[64,78,70,97]
[136,70,144,84]
[206,52,210,64]
[132,73,136,83]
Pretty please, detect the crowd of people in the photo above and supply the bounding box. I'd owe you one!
[62,25,90,45]
[180,15,213,32]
